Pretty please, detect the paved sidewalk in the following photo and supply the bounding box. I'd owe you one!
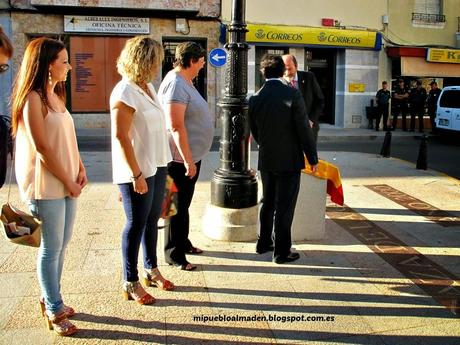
[1,148,459,344]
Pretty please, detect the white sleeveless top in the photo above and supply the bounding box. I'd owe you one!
[15,109,80,200]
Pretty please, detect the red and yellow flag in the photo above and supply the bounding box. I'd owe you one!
[302,158,344,206]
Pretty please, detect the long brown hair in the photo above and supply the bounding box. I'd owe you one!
[11,37,66,136]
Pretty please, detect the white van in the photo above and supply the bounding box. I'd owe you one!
[435,86,460,134]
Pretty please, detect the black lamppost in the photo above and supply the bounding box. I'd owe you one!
[211,0,258,209]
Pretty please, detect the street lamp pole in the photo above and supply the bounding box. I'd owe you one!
[211,0,257,209]
[204,0,258,242]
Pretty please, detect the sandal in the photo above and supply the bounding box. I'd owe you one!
[178,262,197,271]
[39,297,75,318]
[122,281,156,305]
[187,246,203,254]
[143,268,175,291]
[44,311,77,336]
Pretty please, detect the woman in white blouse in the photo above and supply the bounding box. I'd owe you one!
[110,36,174,305]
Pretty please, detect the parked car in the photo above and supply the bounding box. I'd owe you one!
[435,86,460,135]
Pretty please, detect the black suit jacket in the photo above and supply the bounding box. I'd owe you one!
[297,71,325,123]
[249,80,318,172]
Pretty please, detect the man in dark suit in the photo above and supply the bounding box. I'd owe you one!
[249,54,318,264]
[282,54,325,142]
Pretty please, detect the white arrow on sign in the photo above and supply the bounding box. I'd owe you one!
[211,53,226,62]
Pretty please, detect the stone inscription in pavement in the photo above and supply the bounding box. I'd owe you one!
[326,204,460,317]
[365,184,460,227]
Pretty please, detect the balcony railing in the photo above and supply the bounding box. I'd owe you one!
[412,12,446,23]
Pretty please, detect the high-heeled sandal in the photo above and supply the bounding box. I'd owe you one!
[39,297,75,318]
[143,268,175,291]
[122,281,156,305]
[44,311,77,336]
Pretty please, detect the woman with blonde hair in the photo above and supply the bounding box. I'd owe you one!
[111,36,174,305]
[11,37,87,336]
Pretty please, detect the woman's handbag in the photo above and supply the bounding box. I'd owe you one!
[160,175,178,219]
[0,149,41,247]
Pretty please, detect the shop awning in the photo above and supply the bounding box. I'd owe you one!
[401,56,460,77]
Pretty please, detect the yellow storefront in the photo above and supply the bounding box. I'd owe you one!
[244,24,382,128]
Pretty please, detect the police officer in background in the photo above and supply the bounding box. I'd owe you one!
[427,81,442,133]
[408,80,427,132]
[375,81,391,131]
[391,78,409,131]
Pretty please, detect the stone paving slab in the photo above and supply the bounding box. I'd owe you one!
[0,150,459,344]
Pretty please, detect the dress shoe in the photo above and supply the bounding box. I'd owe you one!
[273,252,300,264]
[256,245,274,254]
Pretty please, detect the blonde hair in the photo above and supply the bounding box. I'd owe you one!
[116,36,164,83]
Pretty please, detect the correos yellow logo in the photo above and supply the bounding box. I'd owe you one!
[317,32,327,42]
[255,29,266,39]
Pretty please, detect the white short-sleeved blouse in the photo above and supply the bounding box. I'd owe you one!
[110,78,172,184]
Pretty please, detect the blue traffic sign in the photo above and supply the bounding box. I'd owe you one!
[209,48,227,68]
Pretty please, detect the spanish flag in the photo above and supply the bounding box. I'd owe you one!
[302,158,344,206]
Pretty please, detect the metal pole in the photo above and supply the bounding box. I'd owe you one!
[211,0,257,209]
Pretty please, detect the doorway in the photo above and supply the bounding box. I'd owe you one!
[162,38,207,100]
[304,48,336,125]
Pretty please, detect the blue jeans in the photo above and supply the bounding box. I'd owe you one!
[118,167,167,282]
[28,197,77,314]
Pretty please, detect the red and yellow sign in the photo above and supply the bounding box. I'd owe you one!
[247,24,379,49]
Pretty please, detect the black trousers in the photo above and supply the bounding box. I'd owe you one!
[258,170,301,259]
[376,104,389,130]
[428,107,436,131]
[392,103,408,130]
[312,122,319,143]
[410,105,425,131]
[164,160,201,265]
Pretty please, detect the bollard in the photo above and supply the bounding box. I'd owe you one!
[416,134,428,170]
[380,130,392,157]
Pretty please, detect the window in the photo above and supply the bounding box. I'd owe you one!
[412,0,445,23]
[439,90,460,108]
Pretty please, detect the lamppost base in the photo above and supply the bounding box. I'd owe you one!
[211,169,258,209]
[203,203,259,242]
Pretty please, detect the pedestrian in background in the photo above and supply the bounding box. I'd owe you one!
[391,78,409,131]
[427,81,442,133]
[0,25,14,189]
[110,36,174,306]
[282,54,324,143]
[249,54,318,264]
[375,81,391,131]
[158,42,214,271]
[11,37,87,336]
[409,80,427,132]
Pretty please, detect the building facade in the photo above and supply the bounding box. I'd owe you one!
[1,0,222,130]
[2,0,459,130]
[385,0,460,89]
[221,0,460,128]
